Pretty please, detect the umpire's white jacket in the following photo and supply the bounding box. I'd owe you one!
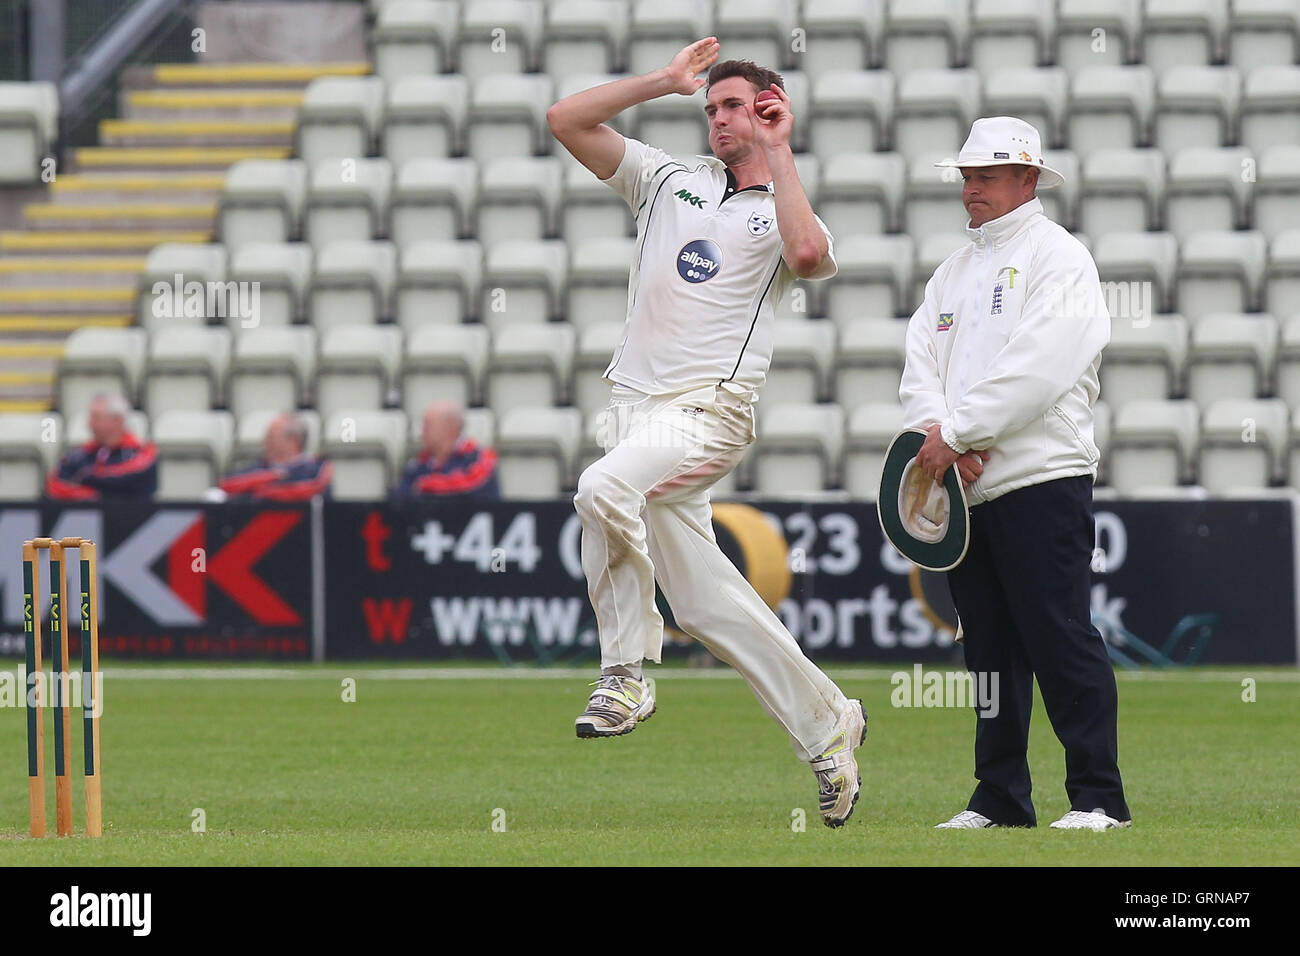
[899,196,1110,504]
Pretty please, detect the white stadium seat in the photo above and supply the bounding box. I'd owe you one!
[467,73,553,163]
[1056,0,1139,75]
[1154,66,1240,155]
[1185,313,1278,411]
[145,327,231,416]
[396,239,482,331]
[627,0,712,78]
[892,69,981,163]
[969,0,1054,83]
[766,320,836,406]
[566,237,635,334]
[542,1,629,81]
[715,0,797,70]
[1229,0,1300,69]
[573,322,623,420]
[218,159,307,251]
[904,152,969,243]
[0,413,62,501]
[983,68,1069,148]
[228,242,313,330]
[1289,406,1300,492]
[1254,148,1300,243]
[228,327,316,421]
[843,403,905,500]
[1239,67,1300,157]
[137,242,229,332]
[801,0,885,80]
[323,410,408,500]
[497,406,582,498]
[1277,315,1300,410]
[372,0,458,81]
[316,325,402,422]
[1165,147,1252,242]
[57,328,148,418]
[296,76,385,167]
[1039,149,1080,230]
[1266,231,1300,319]
[1100,312,1189,407]
[309,239,397,330]
[457,0,543,79]
[304,157,393,251]
[480,239,566,332]
[1108,399,1200,492]
[819,152,905,240]
[390,157,476,246]
[1142,0,1228,77]
[153,410,235,501]
[1068,66,1156,159]
[810,70,895,161]
[382,75,469,168]
[401,323,489,416]
[476,156,562,247]
[1093,399,1113,485]
[1078,148,1165,238]
[883,0,971,78]
[0,81,57,183]
[825,234,914,323]
[912,233,967,310]
[485,322,575,414]
[560,135,637,242]
[1094,231,1179,314]
[1198,398,1288,491]
[1175,231,1267,322]
[834,317,908,408]
[632,85,707,159]
[753,403,845,494]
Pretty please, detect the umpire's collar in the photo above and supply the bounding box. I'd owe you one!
[965,196,1043,250]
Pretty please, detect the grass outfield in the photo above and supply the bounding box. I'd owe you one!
[0,662,1296,866]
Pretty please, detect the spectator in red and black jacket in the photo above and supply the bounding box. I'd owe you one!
[46,393,158,500]
[219,413,332,502]
[393,401,500,501]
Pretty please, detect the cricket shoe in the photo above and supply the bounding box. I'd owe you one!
[574,675,656,739]
[812,700,868,828]
[935,810,998,829]
[1049,809,1132,831]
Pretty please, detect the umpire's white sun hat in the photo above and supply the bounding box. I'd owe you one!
[934,116,1065,189]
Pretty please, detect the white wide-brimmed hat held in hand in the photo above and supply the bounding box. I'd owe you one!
[934,116,1065,189]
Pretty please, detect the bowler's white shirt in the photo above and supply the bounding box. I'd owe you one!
[598,134,836,396]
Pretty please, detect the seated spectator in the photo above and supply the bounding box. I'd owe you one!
[219,413,332,501]
[46,393,157,500]
[394,401,500,500]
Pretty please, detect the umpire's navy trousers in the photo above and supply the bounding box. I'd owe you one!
[946,475,1130,826]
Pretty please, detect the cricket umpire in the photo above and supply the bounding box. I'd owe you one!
[901,117,1131,831]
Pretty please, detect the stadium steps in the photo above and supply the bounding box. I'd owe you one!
[0,60,371,412]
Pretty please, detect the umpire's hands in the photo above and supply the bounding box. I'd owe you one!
[916,423,990,486]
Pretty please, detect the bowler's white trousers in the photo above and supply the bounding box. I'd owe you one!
[573,381,849,762]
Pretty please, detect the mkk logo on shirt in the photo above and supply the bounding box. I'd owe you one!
[938,312,954,332]
[674,188,707,208]
[677,239,722,283]
[747,212,774,236]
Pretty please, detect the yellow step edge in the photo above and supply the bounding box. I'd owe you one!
[0,315,133,331]
[0,343,64,359]
[127,90,305,108]
[101,119,296,136]
[0,258,147,273]
[0,289,136,303]
[153,62,369,84]
[25,204,217,220]
[0,399,54,413]
[0,231,211,250]
[75,147,290,166]
[0,373,56,386]
[52,175,226,191]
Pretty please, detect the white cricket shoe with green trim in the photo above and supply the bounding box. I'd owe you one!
[812,699,868,828]
[575,675,656,738]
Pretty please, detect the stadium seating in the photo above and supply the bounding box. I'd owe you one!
[1199,397,1288,491]
[834,318,908,409]
[218,159,308,251]
[315,324,402,421]
[496,406,582,497]
[1101,313,1189,408]
[1165,147,1252,241]
[1108,399,1200,492]
[476,156,561,246]
[843,403,905,500]
[766,319,835,406]
[1185,313,1277,411]
[566,237,637,333]
[542,1,628,81]
[308,239,398,330]
[396,238,482,329]
[234,409,322,470]
[322,409,408,499]
[228,242,313,329]
[390,158,477,246]
[485,322,574,414]
[401,322,489,416]
[304,157,393,251]
[0,81,57,183]
[0,412,62,500]
[56,328,148,419]
[382,75,469,166]
[371,0,458,81]
[144,326,231,416]
[137,243,230,332]
[228,327,317,421]
[153,410,235,500]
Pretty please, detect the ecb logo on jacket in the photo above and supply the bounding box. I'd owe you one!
[678,239,722,283]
